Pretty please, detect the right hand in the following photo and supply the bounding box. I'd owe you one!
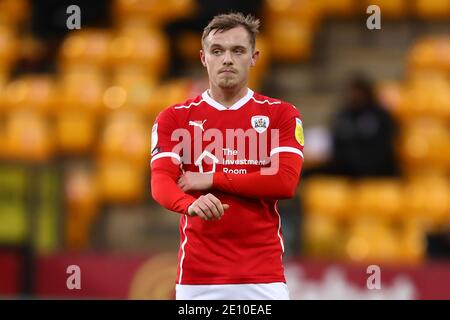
[187,193,230,220]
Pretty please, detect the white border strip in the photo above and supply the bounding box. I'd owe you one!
[151,152,181,164]
[174,99,204,109]
[274,200,285,258]
[251,97,281,105]
[270,146,304,158]
[202,88,254,111]
[178,215,189,284]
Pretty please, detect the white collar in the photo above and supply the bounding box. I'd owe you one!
[201,88,254,111]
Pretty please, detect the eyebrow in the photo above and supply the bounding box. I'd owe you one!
[209,44,248,50]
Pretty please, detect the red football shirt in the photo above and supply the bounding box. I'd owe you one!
[151,88,304,285]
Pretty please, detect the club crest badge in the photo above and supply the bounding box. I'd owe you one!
[251,116,269,134]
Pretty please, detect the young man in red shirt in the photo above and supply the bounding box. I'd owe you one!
[151,12,304,300]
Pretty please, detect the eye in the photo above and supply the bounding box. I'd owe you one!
[212,49,222,55]
[234,48,244,54]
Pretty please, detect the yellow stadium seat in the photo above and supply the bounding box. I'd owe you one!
[414,0,450,19]
[249,36,271,91]
[64,166,100,250]
[397,119,450,173]
[345,217,372,261]
[0,26,18,73]
[59,29,112,69]
[402,176,450,231]
[426,37,450,72]
[397,220,426,265]
[165,0,196,19]
[397,76,429,121]
[177,32,202,63]
[0,72,7,113]
[408,37,450,72]
[264,0,322,28]
[364,0,407,18]
[368,226,400,263]
[408,39,436,71]
[4,111,53,162]
[302,214,342,258]
[98,111,150,166]
[0,0,29,26]
[430,78,450,120]
[3,75,56,114]
[320,0,358,17]
[303,176,352,220]
[109,27,169,78]
[102,85,128,111]
[266,19,313,62]
[352,179,403,221]
[397,73,450,121]
[440,38,450,72]
[96,158,146,203]
[55,111,97,154]
[113,0,196,27]
[345,217,399,263]
[105,68,158,113]
[148,79,192,121]
[58,70,106,113]
[113,0,166,25]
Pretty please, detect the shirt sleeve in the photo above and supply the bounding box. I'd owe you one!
[150,107,182,165]
[150,107,196,215]
[151,157,197,215]
[270,103,304,160]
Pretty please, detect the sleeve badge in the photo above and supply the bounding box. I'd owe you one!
[151,123,158,153]
[295,118,304,146]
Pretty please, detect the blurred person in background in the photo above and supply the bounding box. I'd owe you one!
[327,74,399,178]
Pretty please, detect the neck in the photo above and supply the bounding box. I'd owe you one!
[208,84,248,108]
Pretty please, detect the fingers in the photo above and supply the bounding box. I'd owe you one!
[196,198,214,220]
[178,181,187,192]
[177,175,185,188]
[188,194,230,221]
[204,194,230,218]
[178,174,193,192]
[188,202,208,220]
[202,194,222,219]
[178,175,190,192]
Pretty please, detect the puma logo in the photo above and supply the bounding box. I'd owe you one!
[189,120,207,132]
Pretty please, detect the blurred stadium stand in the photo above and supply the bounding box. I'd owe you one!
[0,0,449,299]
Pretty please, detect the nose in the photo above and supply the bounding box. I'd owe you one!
[222,50,233,65]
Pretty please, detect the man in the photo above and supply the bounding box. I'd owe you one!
[329,74,398,178]
[151,13,304,300]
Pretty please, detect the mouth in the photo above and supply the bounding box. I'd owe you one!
[219,69,237,74]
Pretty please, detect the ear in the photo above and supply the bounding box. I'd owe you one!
[200,49,207,67]
[251,50,260,67]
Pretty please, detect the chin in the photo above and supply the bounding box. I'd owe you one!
[218,79,238,89]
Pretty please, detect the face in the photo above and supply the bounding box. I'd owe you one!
[200,26,259,90]
[347,86,370,108]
